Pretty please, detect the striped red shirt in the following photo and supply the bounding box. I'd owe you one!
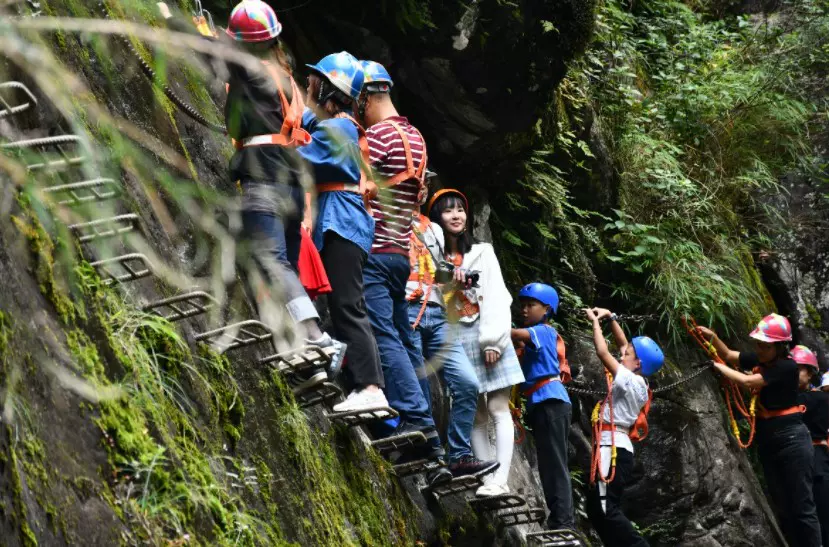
[366,116,426,255]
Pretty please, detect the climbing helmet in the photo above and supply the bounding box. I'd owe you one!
[361,60,393,93]
[226,0,282,43]
[749,313,792,343]
[791,345,818,369]
[631,336,664,377]
[306,52,365,101]
[518,283,559,316]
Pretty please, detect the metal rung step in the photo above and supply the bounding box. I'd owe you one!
[428,474,482,498]
[43,178,121,206]
[142,291,217,322]
[496,507,545,528]
[0,82,37,118]
[294,381,342,409]
[526,529,585,547]
[326,406,397,427]
[194,320,274,353]
[259,345,334,371]
[392,458,441,478]
[370,432,427,456]
[469,493,527,512]
[90,253,152,285]
[1,135,86,171]
[70,214,140,243]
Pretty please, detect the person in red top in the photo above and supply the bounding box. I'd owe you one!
[356,60,449,485]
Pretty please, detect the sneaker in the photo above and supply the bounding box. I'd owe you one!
[332,388,388,413]
[306,333,347,380]
[448,455,499,478]
[291,371,327,395]
[425,466,453,487]
[475,482,509,497]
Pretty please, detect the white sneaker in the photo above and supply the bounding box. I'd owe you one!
[332,389,388,413]
[475,482,509,497]
[292,371,327,395]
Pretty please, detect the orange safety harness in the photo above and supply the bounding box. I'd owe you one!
[408,215,437,329]
[683,316,757,448]
[316,112,376,213]
[380,120,428,190]
[228,61,312,150]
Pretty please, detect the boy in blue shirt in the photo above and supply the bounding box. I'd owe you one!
[511,283,575,531]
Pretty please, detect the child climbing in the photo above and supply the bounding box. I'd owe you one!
[583,307,663,547]
[404,181,498,478]
[511,283,574,531]
[697,315,821,547]
[429,189,525,497]
[792,345,829,546]
[158,0,346,385]
[355,60,452,485]
[299,52,387,413]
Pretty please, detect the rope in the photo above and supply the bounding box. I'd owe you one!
[590,372,616,485]
[98,2,226,134]
[682,316,757,448]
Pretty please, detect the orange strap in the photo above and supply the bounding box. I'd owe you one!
[599,423,630,434]
[813,439,829,447]
[521,377,558,398]
[228,62,312,151]
[317,113,375,214]
[756,404,806,420]
[382,120,428,188]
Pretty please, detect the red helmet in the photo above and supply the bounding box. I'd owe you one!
[226,1,282,43]
[791,345,818,369]
[749,313,792,343]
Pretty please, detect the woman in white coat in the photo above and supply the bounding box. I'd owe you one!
[427,189,525,496]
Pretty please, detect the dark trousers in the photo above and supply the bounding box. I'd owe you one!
[813,445,829,547]
[586,448,649,547]
[364,253,435,428]
[528,399,575,530]
[319,232,383,388]
[758,422,821,547]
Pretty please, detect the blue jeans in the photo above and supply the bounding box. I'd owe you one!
[364,253,435,429]
[240,182,317,323]
[408,302,479,461]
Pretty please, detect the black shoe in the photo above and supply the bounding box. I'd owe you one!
[448,455,500,478]
[425,466,453,487]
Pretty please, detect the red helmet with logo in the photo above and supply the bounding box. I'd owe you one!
[226,1,282,43]
[791,345,818,369]
[749,313,792,343]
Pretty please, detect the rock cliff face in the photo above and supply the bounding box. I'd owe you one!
[0,0,820,546]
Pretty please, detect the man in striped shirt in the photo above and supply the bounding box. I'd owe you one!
[359,60,451,486]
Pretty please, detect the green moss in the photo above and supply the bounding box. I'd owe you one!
[805,302,822,329]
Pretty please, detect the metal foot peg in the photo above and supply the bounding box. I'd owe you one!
[43,177,121,206]
[1,135,86,171]
[142,291,217,322]
[293,381,342,409]
[70,214,140,242]
[326,407,397,427]
[370,432,427,456]
[428,474,482,498]
[496,507,545,528]
[469,493,527,512]
[90,253,152,285]
[526,529,585,547]
[259,345,335,372]
[392,458,441,478]
[0,82,38,119]
[194,320,274,353]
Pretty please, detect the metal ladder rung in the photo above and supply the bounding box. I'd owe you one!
[326,406,397,427]
[294,382,342,409]
[194,320,274,353]
[1,135,86,171]
[43,178,121,206]
[526,529,586,547]
[0,82,38,119]
[142,291,218,322]
[370,432,427,456]
[469,493,526,512]
[90,253,153,285]
[260,345,334,371]
[428,474,482,498]
[393,458,441,478]
[70,214,140,243]
[496,507,545,528]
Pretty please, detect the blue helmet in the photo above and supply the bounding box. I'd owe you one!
[631,336,664,377]
[518,283,559,317]
[306,52,365,101]
[361,60,393,92]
